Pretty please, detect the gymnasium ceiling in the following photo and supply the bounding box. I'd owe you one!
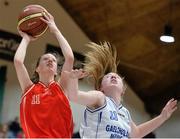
[57,0,180,115]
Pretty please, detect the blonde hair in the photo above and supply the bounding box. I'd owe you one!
[84,42,119,90]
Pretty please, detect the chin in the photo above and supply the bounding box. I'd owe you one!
[45,70,56,75]
[110,83,118,87]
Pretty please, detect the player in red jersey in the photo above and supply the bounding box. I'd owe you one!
[14,10,74,138]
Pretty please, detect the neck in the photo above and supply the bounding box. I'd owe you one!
[39,74,54,86]
[111,94,122,106]
[104,89,122,106]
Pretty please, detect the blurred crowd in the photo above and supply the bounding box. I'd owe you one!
[0,117,81,138]
[0,117,24,138]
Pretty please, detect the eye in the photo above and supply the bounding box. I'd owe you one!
[53,59,56,62]
[43,57,48,60]
[106,75,110,78]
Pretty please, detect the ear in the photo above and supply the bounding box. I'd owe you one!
[121,84,127,96]
[99,85,104,92]
[35,67,39,73]
[121,86,126,97]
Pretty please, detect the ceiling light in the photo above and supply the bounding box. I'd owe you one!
[160,24,175,43]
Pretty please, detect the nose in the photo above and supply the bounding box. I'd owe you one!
[48,58,53,63]
[111,75,116,79]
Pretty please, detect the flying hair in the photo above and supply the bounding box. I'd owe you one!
[84,41,119,89]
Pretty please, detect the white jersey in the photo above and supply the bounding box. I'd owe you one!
[80,97,131,139]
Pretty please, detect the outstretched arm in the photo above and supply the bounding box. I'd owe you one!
[41,11,74,94]
[14,31,35,92]
[62,69,106,108]
[130,98,177,138]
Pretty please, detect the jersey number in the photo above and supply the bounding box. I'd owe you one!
[31,94,40,104]
[110,111,118,121]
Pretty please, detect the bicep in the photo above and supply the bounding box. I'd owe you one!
[76,91,106,108]
[14,62,33,93]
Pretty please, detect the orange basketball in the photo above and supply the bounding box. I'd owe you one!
[18,5,48,37]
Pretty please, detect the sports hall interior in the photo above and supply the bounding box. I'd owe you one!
[0,0,179,138]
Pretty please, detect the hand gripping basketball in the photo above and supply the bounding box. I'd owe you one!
[18,4,48,37]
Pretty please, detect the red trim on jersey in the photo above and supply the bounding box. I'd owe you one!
[20,81,73,138]
[22,97,30,137]
[21,84,35,102]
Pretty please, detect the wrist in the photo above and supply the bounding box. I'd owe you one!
[22,37,30,44]
[158,114,167,123]
[52,27,60,35]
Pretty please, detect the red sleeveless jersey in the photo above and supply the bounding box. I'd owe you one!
[20,81,73,138]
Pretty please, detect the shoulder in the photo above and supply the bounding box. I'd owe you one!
[85,90,106,110]
[21,83,36,99]
[119,105,132,121]
[121,105,131,114]
[88,90,105,103]
[23,83,36,93]
[51,82,67,96]
[50,81,63,89]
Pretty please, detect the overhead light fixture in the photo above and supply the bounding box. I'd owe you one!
[160,0,175,43]
[160,24,175,43]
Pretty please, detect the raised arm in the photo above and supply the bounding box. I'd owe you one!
[130,98,177,138]
[14,31,34,93]
[41,11,74,94]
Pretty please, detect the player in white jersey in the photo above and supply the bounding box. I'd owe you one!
[80,97,131,138]
[65,42,177,138]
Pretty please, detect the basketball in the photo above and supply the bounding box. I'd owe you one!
[18,5,48,37]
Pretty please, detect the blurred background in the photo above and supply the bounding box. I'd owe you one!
[0,0,179,138]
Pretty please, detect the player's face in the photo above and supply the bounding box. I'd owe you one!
[101,72,123,92]
[36,53,57,75]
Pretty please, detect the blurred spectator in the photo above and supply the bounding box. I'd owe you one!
[7,117,21,138]
[72,123,80,138]
[17,128,24,138]
[72,131,80,138]
[0,123,8,138]
[0,124,5,138]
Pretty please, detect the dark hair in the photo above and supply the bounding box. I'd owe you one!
[31,52,62,83]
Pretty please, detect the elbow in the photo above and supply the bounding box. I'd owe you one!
[131,133,141,138]
[14,58,23,66]
[65,54,74,64]
[130,129,142,138]
[68,91,78,102]
[130,123,142,138]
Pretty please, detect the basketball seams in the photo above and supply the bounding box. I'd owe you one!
[28,22,48,37]
[18,12,44,27]
[18,5,48,37]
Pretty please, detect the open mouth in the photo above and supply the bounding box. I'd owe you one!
[47,63,53,67]
[111,79,117,84]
